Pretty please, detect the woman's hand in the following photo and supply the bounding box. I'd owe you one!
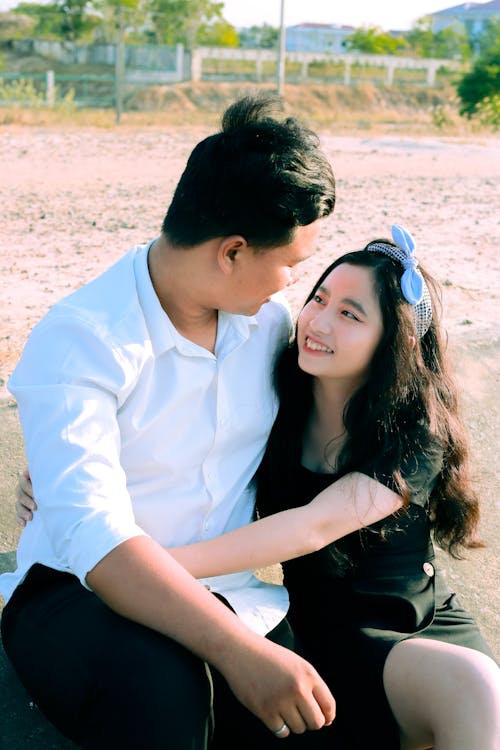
[15,468,37,527]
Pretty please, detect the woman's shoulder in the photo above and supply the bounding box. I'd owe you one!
[363,436,444,507]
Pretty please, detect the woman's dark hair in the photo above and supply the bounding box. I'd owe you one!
[257,242,480,556]
[161,94,335,250]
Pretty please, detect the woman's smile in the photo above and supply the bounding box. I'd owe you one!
[304,336,334,354]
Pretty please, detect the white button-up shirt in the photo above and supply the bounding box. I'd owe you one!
[1,241,292,635]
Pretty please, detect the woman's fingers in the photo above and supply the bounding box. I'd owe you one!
[19,468,35,498]
[15,471,37,525]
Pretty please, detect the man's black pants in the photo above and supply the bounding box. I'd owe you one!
[1,564,332,749]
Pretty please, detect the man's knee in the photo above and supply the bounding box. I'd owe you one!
[82,620,214,747]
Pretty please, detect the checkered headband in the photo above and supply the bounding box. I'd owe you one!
[368,225,432,338]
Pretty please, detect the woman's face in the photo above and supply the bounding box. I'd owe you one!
[297,263,384,387]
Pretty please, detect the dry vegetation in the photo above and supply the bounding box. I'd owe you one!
[0,80,493,136]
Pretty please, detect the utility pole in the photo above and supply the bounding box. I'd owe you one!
[115,5,125,124]
[277,0,286,96]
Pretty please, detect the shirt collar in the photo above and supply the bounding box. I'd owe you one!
[135,240,259,359]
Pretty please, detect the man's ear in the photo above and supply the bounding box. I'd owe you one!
[218,236,248,274]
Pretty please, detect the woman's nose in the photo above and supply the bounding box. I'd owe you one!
[310,312,331,334]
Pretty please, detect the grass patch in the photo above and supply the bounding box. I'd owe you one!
[0,80,496,137]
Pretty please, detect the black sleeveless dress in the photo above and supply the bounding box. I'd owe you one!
[257,452,494,749]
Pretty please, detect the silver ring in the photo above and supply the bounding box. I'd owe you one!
[273,722,288,736]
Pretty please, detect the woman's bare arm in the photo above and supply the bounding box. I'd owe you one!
[16,468,402,579]
[170,472,403,578]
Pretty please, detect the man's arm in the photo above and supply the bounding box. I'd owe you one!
[14,479,336,735]
[88,535,335,736]
[9,290,332,737]
[14,474,335,734]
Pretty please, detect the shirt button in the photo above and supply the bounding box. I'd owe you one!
[423,562,434,577]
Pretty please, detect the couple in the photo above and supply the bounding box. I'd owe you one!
[2,95,499,749]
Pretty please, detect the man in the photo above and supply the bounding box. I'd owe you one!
[0,95,336,748]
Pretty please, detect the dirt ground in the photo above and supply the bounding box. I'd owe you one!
[0,125,499,747]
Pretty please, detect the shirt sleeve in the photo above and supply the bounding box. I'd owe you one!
[9,314,149,589]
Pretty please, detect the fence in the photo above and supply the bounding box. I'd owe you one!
[11,39,188,77]
[193,48,463,87]
[1,41,465,111]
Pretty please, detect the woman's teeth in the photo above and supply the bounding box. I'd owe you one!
[306,337,333,353]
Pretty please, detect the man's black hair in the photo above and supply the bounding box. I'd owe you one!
[161,94,336,250]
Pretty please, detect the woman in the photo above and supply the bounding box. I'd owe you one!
[16,225,500,748]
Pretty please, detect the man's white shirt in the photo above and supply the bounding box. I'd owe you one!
[1,241,292,635]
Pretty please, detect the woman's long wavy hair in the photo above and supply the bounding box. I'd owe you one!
[256,242,481,556]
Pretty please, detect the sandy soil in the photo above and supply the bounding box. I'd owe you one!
[1,125,499,566]
[1,128,499,396]
[0,124,498,747]
[0,127,498,599]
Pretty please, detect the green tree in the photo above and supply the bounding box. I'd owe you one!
[406,15,470,59]
[239,23,278,49]
[344,25,406,55]
[56,0,100,41]
[95,0,149,44]
[457,47,500,116]
[148,0,225,47]
[198,19,238,47]
[476,18,500,57]
[13,0,100,41]
[0,10,37,39]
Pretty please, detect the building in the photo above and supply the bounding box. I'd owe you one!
[285,23,354,54]
[430,1,500,35]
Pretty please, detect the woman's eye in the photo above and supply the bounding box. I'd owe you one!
[313,294,324,304]
[342,310,359,321]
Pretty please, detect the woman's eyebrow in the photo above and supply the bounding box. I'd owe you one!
[340,297,367,317]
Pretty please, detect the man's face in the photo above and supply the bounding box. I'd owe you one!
[222,219,323,316]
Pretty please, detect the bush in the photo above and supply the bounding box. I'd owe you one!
[475,93,500,130]
[0,76,76,112]
[457,50,500,117]
[0,77,45,107]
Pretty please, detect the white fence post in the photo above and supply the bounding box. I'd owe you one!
[386,61,395,86]
[344,60,351,86]
[46,70,55,106]
[256,56,263,81]
[191,48,202,82]
[427,61,438,86]
[175,44,184,81]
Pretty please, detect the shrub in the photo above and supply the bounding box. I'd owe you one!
[457,50,500,117]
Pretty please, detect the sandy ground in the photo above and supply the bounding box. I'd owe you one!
[0,126,499,747]
[0,129,499,390]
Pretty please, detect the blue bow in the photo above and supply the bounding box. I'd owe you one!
[391,224,424,305]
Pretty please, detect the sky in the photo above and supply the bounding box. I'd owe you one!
[221,0,462,31]
[0,0,483,30]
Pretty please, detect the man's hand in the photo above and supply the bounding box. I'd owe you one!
[15,468,36,527]
[88,536,336,740]
[218,636,335,739]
